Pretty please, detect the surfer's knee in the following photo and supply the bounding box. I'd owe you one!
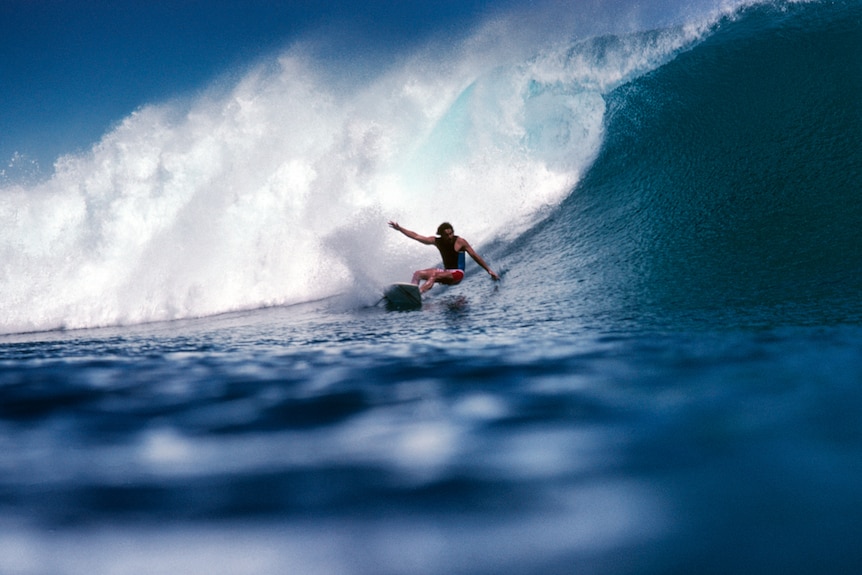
[420,278,436,293]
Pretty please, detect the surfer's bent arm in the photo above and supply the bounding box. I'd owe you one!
[388,221,435,245]
[462,240,500,281]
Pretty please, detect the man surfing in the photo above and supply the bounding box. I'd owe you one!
[389,221,500,293]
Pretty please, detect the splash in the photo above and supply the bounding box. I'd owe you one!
[0,5,720,334]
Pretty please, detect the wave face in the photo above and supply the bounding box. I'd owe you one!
[506,0,862,330]
[2,0,860,334]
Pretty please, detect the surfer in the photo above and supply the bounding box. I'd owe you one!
[388,221,500,293]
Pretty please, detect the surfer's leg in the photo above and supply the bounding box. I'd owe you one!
[412,268,456,293]
[420,269,459,293]
[412,269,432,285]
[412,268,438,292]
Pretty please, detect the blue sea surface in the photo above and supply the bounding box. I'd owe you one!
[3,301,862,573]
[2,1,862,573]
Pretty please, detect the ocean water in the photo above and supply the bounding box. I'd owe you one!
[2,0,862,573]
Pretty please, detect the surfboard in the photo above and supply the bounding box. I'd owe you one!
[383,282,422,310]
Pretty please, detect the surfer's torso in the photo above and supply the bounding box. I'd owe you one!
[435,235,463,269]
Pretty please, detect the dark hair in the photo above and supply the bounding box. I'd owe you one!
[436,222,453,236]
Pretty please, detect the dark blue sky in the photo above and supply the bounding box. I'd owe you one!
[0,0,510,176]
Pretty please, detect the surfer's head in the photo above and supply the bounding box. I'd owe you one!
[437,222,454,236]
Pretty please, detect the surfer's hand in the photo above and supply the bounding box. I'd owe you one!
[490,271,500,281]
[388,221,400,231]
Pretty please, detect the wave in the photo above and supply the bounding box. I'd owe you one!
[3,0,855,335]
[504,0,862,329]
[0,0,723,335]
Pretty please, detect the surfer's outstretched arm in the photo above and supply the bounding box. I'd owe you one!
[388,221,435,245]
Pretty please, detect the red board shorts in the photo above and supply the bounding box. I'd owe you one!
[444,269,465,284]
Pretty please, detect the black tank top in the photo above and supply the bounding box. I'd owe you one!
[435,236,462,269]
